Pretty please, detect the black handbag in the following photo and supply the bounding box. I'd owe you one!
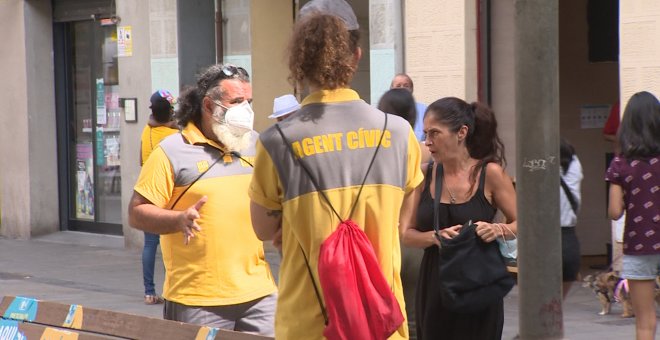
[433,164,515,313]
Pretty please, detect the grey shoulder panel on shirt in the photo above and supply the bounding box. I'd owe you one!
[259,100,414,201]
[159,130,257,187]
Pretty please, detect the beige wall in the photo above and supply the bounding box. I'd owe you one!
[251,0,295,132]
[490,0,517,179]
[619,1,660,103]
[117,0,155,249]
[404,0,478,104]
[0,0,59,239]
[25,0,59,236]
[0,0,30,238]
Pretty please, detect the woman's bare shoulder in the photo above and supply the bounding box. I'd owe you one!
[485,162,512,183]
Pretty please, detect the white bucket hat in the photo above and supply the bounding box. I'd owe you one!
[269,94,301,119]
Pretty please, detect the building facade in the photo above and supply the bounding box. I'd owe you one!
[1,0,659,254]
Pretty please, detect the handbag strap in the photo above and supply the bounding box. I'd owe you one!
[433,162,444,243]
[274,113,388,325]
[560,177,578,214]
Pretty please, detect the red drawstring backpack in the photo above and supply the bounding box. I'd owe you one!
[318,219,405,340]
[276,114,404,340]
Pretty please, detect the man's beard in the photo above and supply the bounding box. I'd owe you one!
[211,120,252,152]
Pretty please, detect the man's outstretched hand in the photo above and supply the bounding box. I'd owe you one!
[178,196,207,244]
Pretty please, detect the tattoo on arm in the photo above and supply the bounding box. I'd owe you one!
[266,210,282,219]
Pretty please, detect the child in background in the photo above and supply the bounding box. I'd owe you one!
[605,91,660,340]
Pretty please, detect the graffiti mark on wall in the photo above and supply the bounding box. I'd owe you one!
[522,156,556,172]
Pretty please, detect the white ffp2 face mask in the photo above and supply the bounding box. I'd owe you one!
[222,101,254,132]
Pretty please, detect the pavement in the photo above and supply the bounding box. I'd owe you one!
[0,231,657,339]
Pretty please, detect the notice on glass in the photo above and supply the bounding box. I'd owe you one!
[579,105,610,129]
[76,143,95,220]
[117,26,133,57]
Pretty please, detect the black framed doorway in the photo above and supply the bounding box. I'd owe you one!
[54,6,123,235]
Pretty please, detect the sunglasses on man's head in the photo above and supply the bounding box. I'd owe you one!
[221,64,249,80]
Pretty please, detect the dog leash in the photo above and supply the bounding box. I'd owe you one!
[613,279,629,303]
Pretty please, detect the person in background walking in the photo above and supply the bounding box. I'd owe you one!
[559,137,583,300]
[378,88,431,164]
[268,94,300,122]
[378,87,430,340]
[139,89,179,305]
[390,73,428,142]
[606,91,660,340]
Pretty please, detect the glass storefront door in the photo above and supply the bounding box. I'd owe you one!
[55,19,122,235]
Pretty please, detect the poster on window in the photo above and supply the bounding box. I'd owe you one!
[76,143,95,220]
[117,26,133,57]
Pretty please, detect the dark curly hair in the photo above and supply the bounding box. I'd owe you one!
[426,97,506,191]
[175,64,250,128]
[287,14,360,90]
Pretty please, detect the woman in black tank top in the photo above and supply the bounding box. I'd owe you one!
[399,97,518,340]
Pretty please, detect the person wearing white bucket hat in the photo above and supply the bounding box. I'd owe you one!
[268,94,300,121]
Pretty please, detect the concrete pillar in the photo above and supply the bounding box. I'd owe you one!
[514,1,563,338]
[177,0,216,88]
[0,0,59,239]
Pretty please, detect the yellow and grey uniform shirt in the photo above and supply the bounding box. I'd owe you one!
[249,89,423,340]
[135,122,276,306]
[140,125,178,165]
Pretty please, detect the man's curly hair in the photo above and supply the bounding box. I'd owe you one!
[176,64,249,128]
[287,14,361,90]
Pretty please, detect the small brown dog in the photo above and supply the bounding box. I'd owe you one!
[582,271,634,318]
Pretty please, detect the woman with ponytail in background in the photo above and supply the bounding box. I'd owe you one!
[400,97,517,339]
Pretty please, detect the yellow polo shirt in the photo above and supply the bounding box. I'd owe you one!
[250,88,423,339]
[135,123,276,306]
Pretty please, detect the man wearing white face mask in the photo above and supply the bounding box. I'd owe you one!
[128,64,277,336]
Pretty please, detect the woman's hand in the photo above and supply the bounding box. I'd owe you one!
[439,224,463,239]
[475,221,500,243]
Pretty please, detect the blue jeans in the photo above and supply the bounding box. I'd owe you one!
[142,232,160,295]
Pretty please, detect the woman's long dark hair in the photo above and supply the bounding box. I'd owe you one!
[377,88,417,127]
[618,91,660,160]
[560,137,575,174]
[425,97,506,191]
